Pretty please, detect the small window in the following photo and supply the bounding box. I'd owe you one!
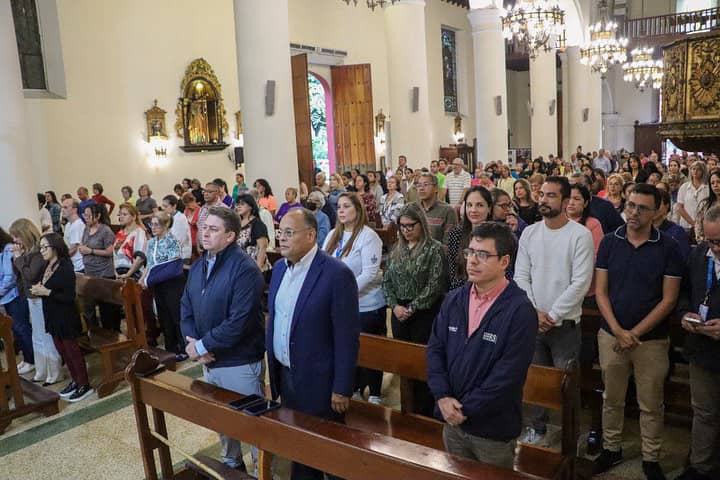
[442,27,458,113]
[11,0,47,90]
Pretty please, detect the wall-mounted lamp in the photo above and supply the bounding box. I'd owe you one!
[145,100,169,161]
[453,112,465,144]
[149,135,168,157]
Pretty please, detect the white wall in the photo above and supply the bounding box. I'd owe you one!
[601,65,656,152]
[24,0,240,202]
[506,70,530,149]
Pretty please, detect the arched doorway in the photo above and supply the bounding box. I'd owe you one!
[308,71,335,176]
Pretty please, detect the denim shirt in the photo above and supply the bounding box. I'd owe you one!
[0,244,19,305]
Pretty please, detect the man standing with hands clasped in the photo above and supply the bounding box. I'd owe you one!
[426,222,537,469]
[594,184,683,480]
[180,206,266,474]
[267,208,360,480]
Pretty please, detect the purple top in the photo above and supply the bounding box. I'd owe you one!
[274,202,302,223]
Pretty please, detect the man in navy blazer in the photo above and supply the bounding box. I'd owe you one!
[266,208,360,480]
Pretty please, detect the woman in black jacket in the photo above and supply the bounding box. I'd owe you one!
[30,233,93,402]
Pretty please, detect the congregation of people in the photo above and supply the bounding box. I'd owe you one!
[2,147,720,480]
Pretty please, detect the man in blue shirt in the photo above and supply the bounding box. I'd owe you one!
[181,206,265,474]
[76,187,96,224]
[594,184,683,480]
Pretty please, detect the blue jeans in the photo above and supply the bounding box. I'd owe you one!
[4,295,34,365]
[204,361,264,469]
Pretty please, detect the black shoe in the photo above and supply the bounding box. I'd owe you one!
[175,353,189,362]
[586,429,601,455]
[67,384,94,403]
[642,461,666,480]
[594,448,623,474]
[676,468,712,480]
[59,381,78,398]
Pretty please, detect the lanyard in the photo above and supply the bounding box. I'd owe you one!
[705,257,715,303]
[335,236,344,258]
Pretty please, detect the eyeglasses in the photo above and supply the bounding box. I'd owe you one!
[624,201,656,215]
[463,248,503,262]
[495,202,513,210]
[398,222,419,231]
[150,222,161,228]
[277,227,310,239]
[416,182,434,188]
[39,244,50,251]
[707,239,720,246]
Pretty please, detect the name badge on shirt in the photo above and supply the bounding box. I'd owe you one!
[448,326,458,333]
[699,303,709,323]
[482,332,497,344]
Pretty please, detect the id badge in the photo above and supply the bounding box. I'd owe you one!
[699,304,709,323]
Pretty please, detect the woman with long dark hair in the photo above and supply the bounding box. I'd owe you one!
[0,227,34,374]
[253,178,278,216]
[383,203,447,416]
[565,184,603,301]
[31,233,93,401]
[9,218,61,384]
[235,193,271,271]
[512,179,539,225]
[446,186,493,290]
[44,191,62,233]
[694,169,720,242]
[354,174,379,226]
[324,192,385,405]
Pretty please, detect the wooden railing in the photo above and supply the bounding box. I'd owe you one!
[621,7,720,40]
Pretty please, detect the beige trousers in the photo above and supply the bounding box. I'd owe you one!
[598,329,669,462]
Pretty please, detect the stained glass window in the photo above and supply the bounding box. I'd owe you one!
[442,28,458,113]
[11,0,46,90]
[308,73,329,176]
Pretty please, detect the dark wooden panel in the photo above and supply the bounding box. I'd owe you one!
[291,54,314,189]
[331,64,376,173]
[634,122,662,155]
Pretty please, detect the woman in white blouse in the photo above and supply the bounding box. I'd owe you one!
[379,176,405,226]
[323,192,386,405]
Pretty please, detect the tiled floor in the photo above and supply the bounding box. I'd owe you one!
[0,349,692,480]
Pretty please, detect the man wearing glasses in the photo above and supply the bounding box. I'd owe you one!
[414,172,457,243]
[196,182,230,252]
[594,184,683,480]
[267,208,360,480]
[426,222,537,469]
[514,176,595,446]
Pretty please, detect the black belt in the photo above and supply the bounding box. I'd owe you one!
[561,320,577,329]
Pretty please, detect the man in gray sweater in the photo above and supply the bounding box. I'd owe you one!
[514,176,595,445]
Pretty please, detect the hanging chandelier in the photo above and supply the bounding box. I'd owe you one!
[579,0,628,73]
[342,0,398,11]
[622,47,663,91]
[501,1,566,60]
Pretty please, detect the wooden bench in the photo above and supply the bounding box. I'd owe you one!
[125,350,532,480]
[347,334,579,480]
[0,313,60,433]
[76,276,176,397]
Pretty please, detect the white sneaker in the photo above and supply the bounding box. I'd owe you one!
[368,395,382,405]
[17,362,35,375]
[520,427,546,445]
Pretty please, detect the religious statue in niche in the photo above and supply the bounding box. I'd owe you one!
[144,99,167,141]
[175,58,229,152]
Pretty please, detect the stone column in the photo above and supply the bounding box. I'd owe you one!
[530,46,558,158]
[566,46,602,153]
[468,6,508,164]
[233,0,299,192]
[385,0,433,169]
[0,0,37,228]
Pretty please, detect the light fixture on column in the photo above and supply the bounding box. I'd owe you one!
[622,47,663,91]
[579,0,628,74]
[501,1,566,60]
[341,0,398,11]
[375,109,387,154]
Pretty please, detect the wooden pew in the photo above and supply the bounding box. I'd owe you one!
[0,313,60,433]
[76,276,176,397]
[125,350,532,480]
[349,334,579,480]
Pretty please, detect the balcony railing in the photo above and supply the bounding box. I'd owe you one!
[622,7,720,40]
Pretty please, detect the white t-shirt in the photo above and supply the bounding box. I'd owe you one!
[322,226,385,311]
[514,219,595,324]
[677,181,709,229]
[39,208,52,232]
[170,211,192,259]
[64,218,85,272]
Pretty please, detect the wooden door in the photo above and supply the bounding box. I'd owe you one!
[331,64,376,173]
[291,54,314,189]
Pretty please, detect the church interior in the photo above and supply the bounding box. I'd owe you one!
[2,0,720,479]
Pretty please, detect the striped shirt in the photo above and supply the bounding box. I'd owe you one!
[445,170,472,205]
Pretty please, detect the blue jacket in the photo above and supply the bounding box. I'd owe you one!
[180,244,265,368]
[590,195,625,234]
[266,250,360,416]
[0,244,19,305]
[426,280,537,442]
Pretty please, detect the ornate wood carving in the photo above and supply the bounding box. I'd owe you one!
[662,42,686,123]
[686,37,720,120]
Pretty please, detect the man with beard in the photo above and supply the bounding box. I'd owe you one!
[514,176,595,445]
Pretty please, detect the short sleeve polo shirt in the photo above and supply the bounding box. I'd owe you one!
[595,225,684,341]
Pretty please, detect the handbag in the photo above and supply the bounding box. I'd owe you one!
[144,239,184,286]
